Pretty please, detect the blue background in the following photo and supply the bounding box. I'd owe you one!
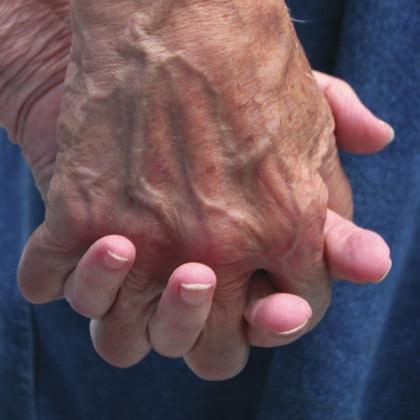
[1,1,419,418]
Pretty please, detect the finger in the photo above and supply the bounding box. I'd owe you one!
[148,263,216,358]
[245,271,312,348]
[325,209,392,283]
[184,269,250,381]
[314,71,395,153]
[18,222,80,303]
[267,258,331,330]
[64,235,136,319]
[89,267,162,368]
[320,146,354,219]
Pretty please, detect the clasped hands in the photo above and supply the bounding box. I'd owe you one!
[3,0,392,380]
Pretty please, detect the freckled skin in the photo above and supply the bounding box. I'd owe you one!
[3,0,353,379]
[44,0,338,377]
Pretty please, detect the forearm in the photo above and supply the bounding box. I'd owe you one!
[0,0,70,142]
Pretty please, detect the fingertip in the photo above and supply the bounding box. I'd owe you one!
[335,94,391,154]
[179,283,214,306]
[325,210,392,283]
[96,235,136,270]
[351,113,395,153]
[246,293,312,335]
[346,228,392,283]
[170,262,217,287]
[64,235,136,319]
[314,72,395,154]
[168,262,217,305]
[378,120,395,144]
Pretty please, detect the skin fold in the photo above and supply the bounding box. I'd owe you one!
[0,0,391,380]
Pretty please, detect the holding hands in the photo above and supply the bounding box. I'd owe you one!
[1,0,391,380]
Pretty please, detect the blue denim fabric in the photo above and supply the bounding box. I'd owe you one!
[0,0,419,419]
[0,140,37,420]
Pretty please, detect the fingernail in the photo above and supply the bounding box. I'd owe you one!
[373,260,392,283]
[180,283,213,306]
[275,317,309,336]
[104,250,129,270]
[381,121,395,143]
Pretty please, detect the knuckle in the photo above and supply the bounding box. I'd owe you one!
[197,211,257,268]
[66,294,96,318]
[153,339,189,359]
[338,78,351,90]
[293,177,328,234]
[187,357,247,381]
[93,339,145,369]
[17,259,63,305]
[97,350,137,369]
[17,279,54,304]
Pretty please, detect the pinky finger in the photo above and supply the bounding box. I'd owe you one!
[64,235,136,319]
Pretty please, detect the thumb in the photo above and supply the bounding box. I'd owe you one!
[314,71,394,154]
[324,209,392,283]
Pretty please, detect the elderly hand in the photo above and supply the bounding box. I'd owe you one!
[1,0,392,380]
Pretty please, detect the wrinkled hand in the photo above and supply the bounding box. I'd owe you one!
[55,71,393,354]
[4,0,392,380]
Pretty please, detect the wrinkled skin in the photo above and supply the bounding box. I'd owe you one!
[18,0,354,378]
[0,0,389,379]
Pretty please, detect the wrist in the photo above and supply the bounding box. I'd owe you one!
[0,1,70,143]
[70,0,293,86]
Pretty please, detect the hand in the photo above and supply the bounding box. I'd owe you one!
[62,70,394,352]
[4,0,390,380]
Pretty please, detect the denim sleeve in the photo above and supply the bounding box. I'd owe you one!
[0,0,419,419]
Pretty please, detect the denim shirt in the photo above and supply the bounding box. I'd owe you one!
[1,1,419,419]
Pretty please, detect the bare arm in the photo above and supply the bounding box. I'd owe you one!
[0,0,391,380]
[0,0,69,141]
